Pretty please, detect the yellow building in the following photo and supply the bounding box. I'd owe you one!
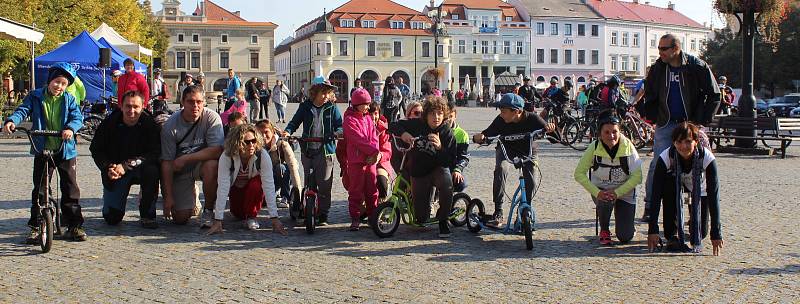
[277,0,452,102]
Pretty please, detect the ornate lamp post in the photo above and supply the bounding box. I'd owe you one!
[427,0,448,87]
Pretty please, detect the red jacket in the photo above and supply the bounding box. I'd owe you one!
[375,116,394,178]
[342,107,379,165]
[117,71,150,108]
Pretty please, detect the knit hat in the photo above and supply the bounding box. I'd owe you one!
[47,62,76,86]
[350,88,371,106]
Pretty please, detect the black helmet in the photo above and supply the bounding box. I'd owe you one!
[598,113,621,128]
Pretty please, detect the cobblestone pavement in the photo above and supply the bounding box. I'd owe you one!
[1,103,798,303]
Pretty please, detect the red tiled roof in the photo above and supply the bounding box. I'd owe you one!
[339,13,356,20]
[204,0,246,22]
[442,0,515,10]
[586,0,704,28]
[332,0,421,15]
[322,0,432,36]
[410,15,428,21]
[389,14,406,21]
[162,20,277,27]
[360,13,377,20]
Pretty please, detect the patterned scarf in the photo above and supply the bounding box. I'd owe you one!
[672,146,704,250]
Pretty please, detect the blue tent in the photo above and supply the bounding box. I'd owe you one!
[34,30,147,103]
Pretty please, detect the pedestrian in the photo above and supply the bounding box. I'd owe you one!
[117,58,150,109]
[272,80,290,123]
[341,88,381,231]
[382,76,404,124]
[718,76,735,115]
[259,81,271,120]
[225,68,242,111]
[176,74,194,105]
[647,122,723,255]
[577,85,589,117]
[3,62,87,242]
[246,77,261,121]
[574,114,642,245]
[221,89,249,126]
[639,33,721,222]
[206,124,286,235]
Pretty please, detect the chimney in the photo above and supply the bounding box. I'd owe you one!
[234,10,241,16]
[667,1,675,10]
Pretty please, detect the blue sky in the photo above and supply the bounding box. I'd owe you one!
[152,0,722,46]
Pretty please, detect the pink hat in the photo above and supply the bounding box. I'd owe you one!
[350,88,372,106]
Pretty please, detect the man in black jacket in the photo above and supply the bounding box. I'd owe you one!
[518,76,540,111]
[639,34,720,221]
[90,90,162,228]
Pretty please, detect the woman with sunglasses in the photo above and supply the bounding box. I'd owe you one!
[207,124,286,235]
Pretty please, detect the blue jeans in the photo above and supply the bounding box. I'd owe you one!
[274,103,286,121]
[102,163,159,224]
[273,163,291,198]
[644,121,678,210]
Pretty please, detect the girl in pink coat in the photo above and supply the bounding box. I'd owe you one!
[343,88,381,231]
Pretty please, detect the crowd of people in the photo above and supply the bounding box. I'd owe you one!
[2,33,725,255]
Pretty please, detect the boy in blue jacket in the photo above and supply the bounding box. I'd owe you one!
[3,62,86,242]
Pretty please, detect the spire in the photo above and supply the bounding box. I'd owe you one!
[193,0,202,16]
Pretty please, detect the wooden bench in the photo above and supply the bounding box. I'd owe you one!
[706,116,795,158]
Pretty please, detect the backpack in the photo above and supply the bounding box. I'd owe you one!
[587,83,606,106]
[229,152,262,175]
[589,141,630,176]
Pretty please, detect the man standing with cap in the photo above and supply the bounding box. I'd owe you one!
[518,76,540,112]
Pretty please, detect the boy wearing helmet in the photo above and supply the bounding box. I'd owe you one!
[3,62,87,242]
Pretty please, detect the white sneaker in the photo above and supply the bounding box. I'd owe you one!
[277,197,289,208]
[200,209,213,229]
[246,218,260,231]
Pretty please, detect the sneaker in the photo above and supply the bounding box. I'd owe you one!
[486,210,504,228]
[277,198,289,209]
[316,215,329,226]
[200,209,213,229]
[246,218,260,231]
[665,238,693,253]
[438,221,451,238]
[140,218,158,229]
[349,218,360,231]
[639,209,650,222]
[67,227,87,242]
[599,230,612,245]
[25,227,41,244]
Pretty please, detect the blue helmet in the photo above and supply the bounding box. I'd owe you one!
[606,75,621,87]
[47,62,77,86]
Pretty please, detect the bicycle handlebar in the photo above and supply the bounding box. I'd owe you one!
[12,127,62,137]
[391,135,423,153]
[479,130,548,166]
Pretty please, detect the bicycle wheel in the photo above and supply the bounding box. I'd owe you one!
[466,199,485,233]
[622,123,646,149]
[558,116,577,146]
[79,116,102,142]
[450,193,470,227]
[289,187,301,220]
[370,201,400,238]
[760,129,780,148]
[565,120,591,151]
[53,197,63,236]
[304,194,316,234]
[40,209,54,253]
[520,207,534,250]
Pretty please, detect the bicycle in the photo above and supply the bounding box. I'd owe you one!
[467,130,554,250]
[79,96,117,142]
[285,136,325,234]
[13,127,64,253]
[369,136,471,238]
[540,99,578,145]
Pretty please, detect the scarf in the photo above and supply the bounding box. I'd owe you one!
[672,146,704,250]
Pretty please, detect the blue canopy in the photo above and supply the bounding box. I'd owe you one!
[34,30,147,102]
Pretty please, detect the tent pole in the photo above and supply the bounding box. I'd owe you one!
[30,42,35,90]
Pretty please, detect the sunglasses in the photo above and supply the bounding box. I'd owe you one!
[244,139,257,146]
[657,45,675,52]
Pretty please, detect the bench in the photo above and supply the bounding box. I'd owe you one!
[706,116,797,158]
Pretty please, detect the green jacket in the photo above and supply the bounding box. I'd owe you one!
[573,137,642,204]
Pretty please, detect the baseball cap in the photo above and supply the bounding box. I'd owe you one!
[311,75,337,89]
[497,93,524,110]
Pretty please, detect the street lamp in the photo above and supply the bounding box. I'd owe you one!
[730,6,760,148]
[427,0,447,86]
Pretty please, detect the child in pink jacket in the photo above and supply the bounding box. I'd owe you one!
[343,88,381,231]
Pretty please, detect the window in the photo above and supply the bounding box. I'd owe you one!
[250,52,259,69]
[611,32,618,45]
[565,24,572,36]
[393,41,402,57]
[550,49,558,64]
[578,50,586,64]
[422,41,431,57]
[516,41,523,55]
[452,14,460,20]
[190,51,200,69]
[192,34,199,43]
[691,39,697,51]
[493,40,498,54]
[411,21,425,29]
[367,41,375,56]
[472,40,477,54]
[362,20,375,28]
[316,43,321,56]
[481,40,489,54]
[622,32,629,46]
[220,51,229,69]
[251,35,258,44]
[591,25,599,37]
[650,34,657,47]
[458,40,465,54]
[621,55,629,71]
[177,33,184,43]
[536,22,545,35]
[550,23,558,35]
[505,16,512,22]
[339,40,348,56]
[221,34,228,43]
[610,55,618,71]
[175,51,186,69]
[536,49,545,63]
[481,16,490,28]
[437,44,444,57]
[503,41,511,55]
[591,50,599,64]
[564,49,572,64]
[578,24,586,36]
[391,21,405,29]
[326,42,331,55]
[633,33,640,47]
[340,19,355,27]
[633,56,640,72]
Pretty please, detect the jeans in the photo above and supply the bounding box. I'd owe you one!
[595,198,636,242]
[644,121,678,211]
[301,152,334,218]
[274,103,286,121]
[30,155,82,228]
[260,100,270,120]
[102,162,159,224]
[248,99,261,122]
[273,163,291,199]
[493,147,536,213]
[410,167,453,224]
